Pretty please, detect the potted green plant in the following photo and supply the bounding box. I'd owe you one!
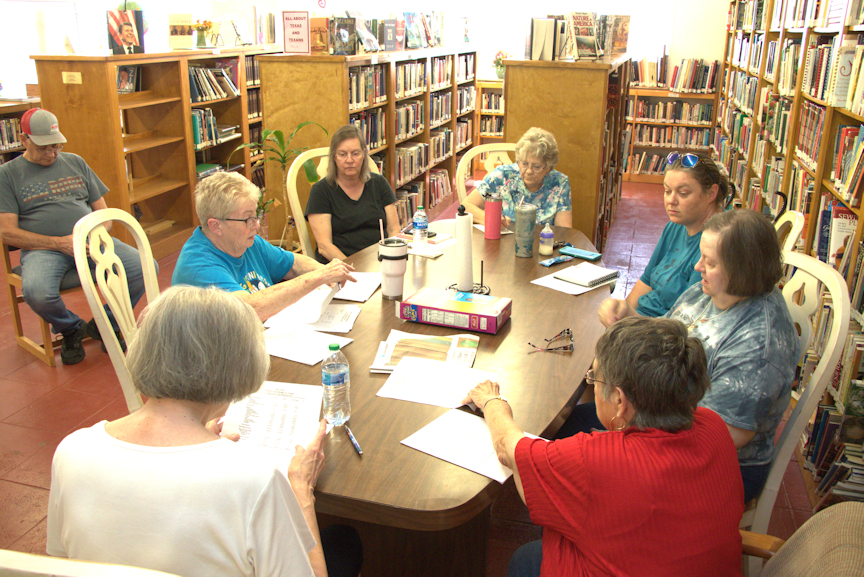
[493,50,510,79]
[231,122,328,248]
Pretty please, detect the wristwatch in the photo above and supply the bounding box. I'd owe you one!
[482,395,508,410]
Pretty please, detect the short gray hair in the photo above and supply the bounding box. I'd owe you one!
[127,286,269,403]
[515,127,559,169]
[595,317,710,432]
[195,172,261,224]
[326,124,370,184]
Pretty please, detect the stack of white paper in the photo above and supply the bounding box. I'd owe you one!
[334,271,381,302]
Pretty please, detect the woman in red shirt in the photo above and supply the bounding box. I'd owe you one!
[463,317,744,577]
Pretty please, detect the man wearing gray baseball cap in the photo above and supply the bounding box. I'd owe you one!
[0,108,149,365]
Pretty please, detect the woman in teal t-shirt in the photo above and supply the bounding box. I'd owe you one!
[598,152,729,326]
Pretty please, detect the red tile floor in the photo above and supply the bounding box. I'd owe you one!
[0,182,813,575]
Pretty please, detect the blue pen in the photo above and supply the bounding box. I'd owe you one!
[345,425,363,456]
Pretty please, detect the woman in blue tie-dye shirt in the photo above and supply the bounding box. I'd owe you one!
[463,127,572,228]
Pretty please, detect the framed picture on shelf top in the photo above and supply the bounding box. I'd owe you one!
[282,11,309,55]
[116,66,138,94]
[108,10,145,55]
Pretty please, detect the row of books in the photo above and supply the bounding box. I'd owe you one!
[455,54,475,83]
[321,13,444,56]
[737,0,767,31]
[189,66,240,103]
[247,89,262,120]
[395,142,429,187]
[480,93,504,113]
[629,54,666,88]
[428,169,452,208]
[802,35,856,107]
[455,119,473,149]
[811,196,858,268]
[349,108,386,150]
[722,107,753,158]
[244,54,261,86]
[831,124,863,205]
[773,39,801,97]
[729,70,759,114]
[191,108,217,150]
[429,128,453,164]
[395,62,426,99]
[0,118,22,151]
[729,31,751,69]
[627,99,714,125]
[430,92,452,128]
[394,183,422,229]
[631,125,712,149]
[395,101,424,141]
[839,43,864,117]
[249,125,262,150]
[668,59,720,94]
[430,55,453,89]
[348,65,387,111]
[626,152,667,175]
[479,116,504,137]
[795,101,826,172]
[757,88,793,154]
[370,153,385,175]
[812,0,864,29]
[456,86,476,115]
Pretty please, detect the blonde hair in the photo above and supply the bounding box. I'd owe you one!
[515,127,559,169]
[195,172,261,224]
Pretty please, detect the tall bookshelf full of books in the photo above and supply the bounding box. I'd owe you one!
[32,47,281,259]
[257,48,477,235]
[719,0,864,510]
[503,57,630,250]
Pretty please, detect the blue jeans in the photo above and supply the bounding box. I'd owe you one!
[508,540,542,577]
[20,241,149,334]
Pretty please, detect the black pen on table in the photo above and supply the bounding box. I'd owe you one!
[345,425,363,456]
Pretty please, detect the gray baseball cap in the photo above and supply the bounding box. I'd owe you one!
[21,108,67,146]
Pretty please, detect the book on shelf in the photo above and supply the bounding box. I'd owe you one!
[379,19,397,51]
[530,18,556,61]
[403,12,426,50]
[329,17,356,55]
[566,12,600,60]
[828,203,858,270]
[346,11,380,52]
[116,65,138,94]
[168,14,193,50]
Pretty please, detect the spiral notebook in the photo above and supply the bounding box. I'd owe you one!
[553,262,619,287]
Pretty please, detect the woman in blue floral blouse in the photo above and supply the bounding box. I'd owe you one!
[464,127,572,227]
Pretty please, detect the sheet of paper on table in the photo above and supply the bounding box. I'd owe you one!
[264,325,353,365]
[530,268,617,295]
[369,329,480,373]
[222,381,324,465]
[305,304,361,333]
[408,244,445,258]
[473,224,514,235]
[263,283,339,328]
[334,271,381,302]
[401,409,514,483]
[377,356,496,408]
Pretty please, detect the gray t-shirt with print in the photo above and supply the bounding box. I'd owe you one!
[666,284,800,466]
[0,153,107,237]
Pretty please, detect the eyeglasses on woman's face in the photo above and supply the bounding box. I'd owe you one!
[517,160,547,173]
[336,150,364,160]
[220,214,261,229]
[585,368,606,386]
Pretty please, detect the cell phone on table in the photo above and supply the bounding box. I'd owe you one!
[559,246,602,261]
[403,227,437,238]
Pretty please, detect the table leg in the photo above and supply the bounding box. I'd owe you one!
[318,507,490,577]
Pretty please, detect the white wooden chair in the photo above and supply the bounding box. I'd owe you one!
[286,147,381,257]
[72,209,160,413]
[774,211,805,252]
[0,549,181,576]
[743,250,850,576]
[454,143,517,203]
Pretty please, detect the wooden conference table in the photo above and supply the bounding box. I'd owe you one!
[268,223,608,576]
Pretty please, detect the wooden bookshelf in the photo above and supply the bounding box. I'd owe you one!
[31,46,280,259]
[502,57,630,251]
[624,88,718,184]
[257,47,477,237]
[0,99,40,165]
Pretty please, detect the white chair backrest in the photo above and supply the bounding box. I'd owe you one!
[0,549,181,576]
[743,250,851,575]
[775,211,805,252]
[286,146,380,257]
[454,143,517,203]
[72,209,160,413]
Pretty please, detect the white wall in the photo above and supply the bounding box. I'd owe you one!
[0,0,728,98]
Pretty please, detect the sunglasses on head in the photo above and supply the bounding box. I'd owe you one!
[666,152,717,185]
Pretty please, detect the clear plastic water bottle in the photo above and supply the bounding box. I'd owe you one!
[322,343,351,426]
[412,206,428,245]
